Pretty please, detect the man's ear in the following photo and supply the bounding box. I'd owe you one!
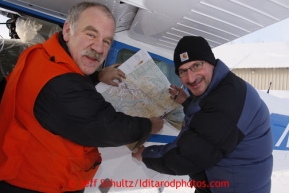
[62,22,71,42]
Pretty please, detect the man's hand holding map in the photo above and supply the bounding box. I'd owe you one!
[96,50,184,151]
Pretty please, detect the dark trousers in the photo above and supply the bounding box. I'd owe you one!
[0,181,85,193]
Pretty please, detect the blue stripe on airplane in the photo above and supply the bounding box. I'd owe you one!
[148,113,289,151]
[147,134,176,143]
[0,1,65,25]
[271,113,289,151]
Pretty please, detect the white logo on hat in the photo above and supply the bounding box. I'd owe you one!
[180,52,189,62]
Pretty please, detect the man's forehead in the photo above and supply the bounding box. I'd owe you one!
[179,61,200,68]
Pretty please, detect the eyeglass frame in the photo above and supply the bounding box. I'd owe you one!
[178,61,205,78]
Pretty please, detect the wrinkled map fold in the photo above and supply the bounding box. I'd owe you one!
[96,50,184,150]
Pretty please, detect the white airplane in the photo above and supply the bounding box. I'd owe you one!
[1,0,289,192]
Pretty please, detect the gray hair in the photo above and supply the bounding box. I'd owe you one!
[66,1,115,34]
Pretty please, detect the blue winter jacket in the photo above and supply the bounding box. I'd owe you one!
[142,59,273,193]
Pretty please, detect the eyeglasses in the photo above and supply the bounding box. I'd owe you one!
[178,61,205,78]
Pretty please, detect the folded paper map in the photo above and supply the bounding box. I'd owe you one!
[96,50,184,150]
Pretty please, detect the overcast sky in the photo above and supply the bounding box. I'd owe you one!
[228,17,289,45]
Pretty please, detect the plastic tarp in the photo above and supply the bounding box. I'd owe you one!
[0,16,61,80]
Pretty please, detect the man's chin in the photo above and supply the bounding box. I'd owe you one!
[80,67,98,76]
[189,87,205,97]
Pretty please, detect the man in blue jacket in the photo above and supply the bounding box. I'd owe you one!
[133,36,273,193]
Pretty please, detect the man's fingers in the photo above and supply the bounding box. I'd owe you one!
[170,85,178,90]
[168,88,179,96]
[108,80,119,87]
[116,70,126,79]
[110,63,121,68]
[113,76,122,83]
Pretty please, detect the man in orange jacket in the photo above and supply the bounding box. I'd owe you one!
[0,2,164,193]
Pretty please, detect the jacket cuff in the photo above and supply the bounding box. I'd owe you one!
[137,117,152,140]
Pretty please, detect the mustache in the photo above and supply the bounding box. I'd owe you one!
[81,49,102,61]
[186,77,203,86]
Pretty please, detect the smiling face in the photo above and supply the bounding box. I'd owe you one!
[179,60,215,96]
[62,7,115,75]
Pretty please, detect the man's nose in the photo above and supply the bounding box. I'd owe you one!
[90,39,104,54]
[187,68,197,82]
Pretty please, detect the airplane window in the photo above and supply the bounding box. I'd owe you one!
[116,49,182,87]
[155,60,182,87]
[116,49,135,64]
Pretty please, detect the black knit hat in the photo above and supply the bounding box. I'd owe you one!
[174,36,216,75]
